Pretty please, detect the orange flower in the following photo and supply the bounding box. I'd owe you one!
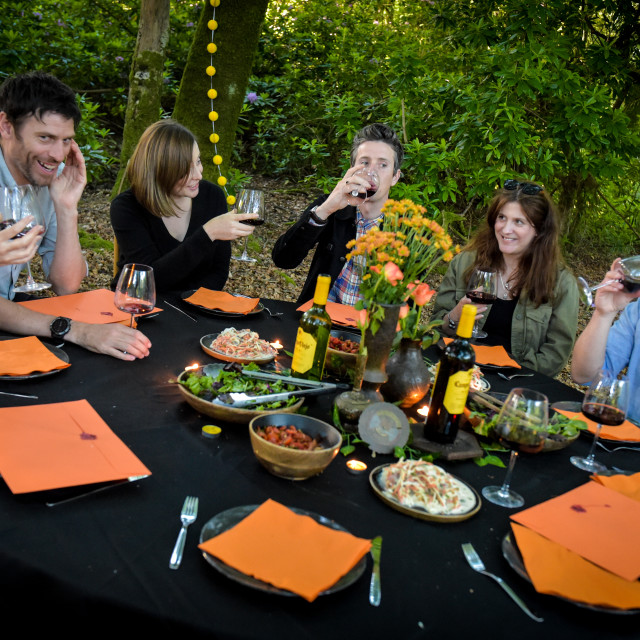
[383,262,403,286]
[410,282,435,306]
[398,303,410,319]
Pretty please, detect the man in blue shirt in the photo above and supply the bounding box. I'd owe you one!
[0,71,87,299]
[572,258,640,424]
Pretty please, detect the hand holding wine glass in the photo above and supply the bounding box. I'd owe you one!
[114,263,156,328]
[577,255,640,307]
[347,168,379,206]
[232,188,265,263]
[570,370,629,473]
[482,388,548,508]
[465,267,497,339]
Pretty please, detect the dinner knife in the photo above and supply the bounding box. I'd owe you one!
[45,475,150,507]
[369,536,382,606]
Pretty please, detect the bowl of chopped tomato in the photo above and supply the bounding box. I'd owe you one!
[324,330,362,381]
[249,414,342,480]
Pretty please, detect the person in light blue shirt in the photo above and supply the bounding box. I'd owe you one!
[0,71,87,299]
[572,258,640,424]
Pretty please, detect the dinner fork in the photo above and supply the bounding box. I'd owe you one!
[263,306,283,318]
[497,372,535,381]
[169,496,199,570]
[461,543,543,622]
[597,441,640,453]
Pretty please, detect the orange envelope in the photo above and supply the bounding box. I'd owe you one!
[199,499,371,602]
[0,336,70,375]
[297,300,360,327]
[511,481,640,581]
[442,339,521,368]
[18,289,161,324]
[554,409,640,442]
[0,399,151,493]
[185,288,258,314]
[511,522,640,609]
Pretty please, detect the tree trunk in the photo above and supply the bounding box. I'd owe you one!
[110,0,170,199]
[173,0,270,186]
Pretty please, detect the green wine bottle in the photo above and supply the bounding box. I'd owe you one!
[424,304,476,444]
[291,274,332,380]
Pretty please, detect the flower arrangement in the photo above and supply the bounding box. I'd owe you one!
[346,199,458,343]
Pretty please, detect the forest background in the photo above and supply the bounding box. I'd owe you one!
[1,0,639,382]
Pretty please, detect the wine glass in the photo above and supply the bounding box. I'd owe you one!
[577,255,640,306]
[9,185,51,293]
[347,168,380,206]
[570,370,629,473]
[482,388,548,508]
[114,263,156,328]
[232,188,265,263]
[465,268,497,339]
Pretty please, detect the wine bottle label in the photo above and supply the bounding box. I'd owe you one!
[291,328,317,374]
[443,368,473,413]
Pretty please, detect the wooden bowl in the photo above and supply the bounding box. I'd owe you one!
[177,371,304,424]
[249,414,342,480]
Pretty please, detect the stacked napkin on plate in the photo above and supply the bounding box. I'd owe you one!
[185,289,259,314]
[296,300,360,327]
[442,340,521,368]
[510,474,640,609]
[0,336,70,376]
[199,499,371,602]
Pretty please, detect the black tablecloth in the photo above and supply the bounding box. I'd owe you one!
[1,298,638,638]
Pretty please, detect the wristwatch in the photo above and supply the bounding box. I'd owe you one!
[308,205,328,226]
[50,316,72,340]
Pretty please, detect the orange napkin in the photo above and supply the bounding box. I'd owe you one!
[0,399,151,493]
[198,499,371,602]
[511,481,640,581]
[18,288,161,324]
[185,288,258,314]
[0,336,70,376]
[297,300,360,327]
[554,409,640,442]
[592,472,640,502]
[443,339,521,368]
[511,522,640,609]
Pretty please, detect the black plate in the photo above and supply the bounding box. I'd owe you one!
[502,532,640,615]
[181,290,264,317]
[0,338,70,381]
[199,504,367,597]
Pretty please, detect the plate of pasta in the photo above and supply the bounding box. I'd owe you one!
[201,328,277,364]
[369,459,481,522]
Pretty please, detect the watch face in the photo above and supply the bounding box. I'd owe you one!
[51,317,71,336]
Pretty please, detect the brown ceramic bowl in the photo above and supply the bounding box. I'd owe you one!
[177,371,304,425]
[249,414,342,480]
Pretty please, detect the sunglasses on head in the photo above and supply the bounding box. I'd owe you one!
[503,179,543,195]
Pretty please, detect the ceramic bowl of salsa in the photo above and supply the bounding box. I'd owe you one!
[249,414,342,480]
[324,330,361,380]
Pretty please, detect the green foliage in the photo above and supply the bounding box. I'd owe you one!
[78,229,113,252]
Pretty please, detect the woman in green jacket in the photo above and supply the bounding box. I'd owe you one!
[431,180,579,377]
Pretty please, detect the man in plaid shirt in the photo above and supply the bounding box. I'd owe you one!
[272,124,404,305]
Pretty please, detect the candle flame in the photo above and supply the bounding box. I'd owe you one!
[270,340,283,349]
[417,406,429,418]
[346,459,367,472]
[185,363,199,371]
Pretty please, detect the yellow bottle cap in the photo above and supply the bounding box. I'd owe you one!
[457,304,476,339]
[313,274,331,306]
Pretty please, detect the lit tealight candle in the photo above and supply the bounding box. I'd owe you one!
[184,363,199,372]
[346,459,368,475]
[417,405,429,420]
[270,340,283,350]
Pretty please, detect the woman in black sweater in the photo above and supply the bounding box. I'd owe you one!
[110,119,256,293]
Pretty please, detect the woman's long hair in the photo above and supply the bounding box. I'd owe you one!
[465,185,564,306]
[126,119,196,218]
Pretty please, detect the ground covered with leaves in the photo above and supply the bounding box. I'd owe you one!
[27,176,608,390]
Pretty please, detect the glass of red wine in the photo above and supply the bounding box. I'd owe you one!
[570,370,629,473]
[465,268,497,339]
[114,263,156,328]
[348,168,380,205]
[482,388,548,508]
[577,255,640,307]
[232,188,265,263]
